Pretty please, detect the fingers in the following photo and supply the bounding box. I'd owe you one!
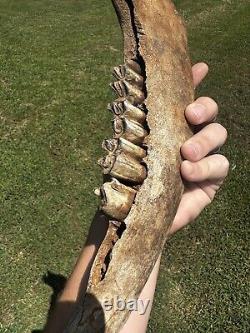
[169,186,212,235]
[192,63,209,88]
[181,154,229,182]
[185,97,218,125]
[181,123,228,162]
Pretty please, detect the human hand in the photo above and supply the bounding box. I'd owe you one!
[169,63,229,235]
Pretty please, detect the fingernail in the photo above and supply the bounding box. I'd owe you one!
[188,103,206,122]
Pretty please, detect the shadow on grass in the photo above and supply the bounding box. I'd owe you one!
[32,211,109,333]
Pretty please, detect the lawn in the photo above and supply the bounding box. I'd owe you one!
[0,0,249,332]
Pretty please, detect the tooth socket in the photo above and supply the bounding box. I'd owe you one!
[96,179,137,221]
[113,117,148,145]
[98,150,147,184]
[113,64,144,88]
[111,80,145,105]
[102,138,146,160]
[108,100,146,124]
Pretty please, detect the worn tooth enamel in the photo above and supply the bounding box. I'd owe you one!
[119,138,147,159]
[108,100,146,123]
[113,117,148,144]
[110,80,145,105]
[98,150,147,184]
[99,179,137,220]
[102,138,146,160]
[113,64,144,88]
[94,188,101,196]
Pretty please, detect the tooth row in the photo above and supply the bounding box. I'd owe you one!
[96,60,148,221]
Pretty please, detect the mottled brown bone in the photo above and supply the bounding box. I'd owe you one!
[65,0,194,332]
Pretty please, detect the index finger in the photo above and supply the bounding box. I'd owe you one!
[192,63,209,88]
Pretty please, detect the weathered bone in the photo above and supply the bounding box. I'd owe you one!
[88,221,120,288]
[102,138,146,160]
[108,99,146,123]
[113,117,148,144]
[95,179,137,220]
[110,80,145,105]
[65,0,194,332]
[98,150,147,184]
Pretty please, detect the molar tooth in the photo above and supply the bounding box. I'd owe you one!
[108,100,146,123]
[113,117,148,145]
[98,179,137,220]
[98,150,147,184]
[102,138,146,160]
[118,138,147,159]
[110,80,145,105]
[113,64,144,88]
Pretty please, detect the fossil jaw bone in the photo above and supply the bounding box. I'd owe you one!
[95,179,137,220]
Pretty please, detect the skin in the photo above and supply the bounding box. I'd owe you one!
[44,63,229,332]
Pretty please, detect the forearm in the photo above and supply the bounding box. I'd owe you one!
[120,255,161,333]
[44,213,161,333]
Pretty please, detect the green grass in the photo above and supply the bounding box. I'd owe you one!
[0,0,249,332]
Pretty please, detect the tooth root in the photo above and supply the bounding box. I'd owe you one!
[113,117,148,145]
[111,80,145,105]
[99,179,137,220]
[103,138,146,160]
[108,100,146,123]
[98,149,147,184]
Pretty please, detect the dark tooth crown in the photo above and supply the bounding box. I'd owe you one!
[108,100,146,123]
[113,117,148,144]
[113,64,144,88]
[110,80,145,105]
